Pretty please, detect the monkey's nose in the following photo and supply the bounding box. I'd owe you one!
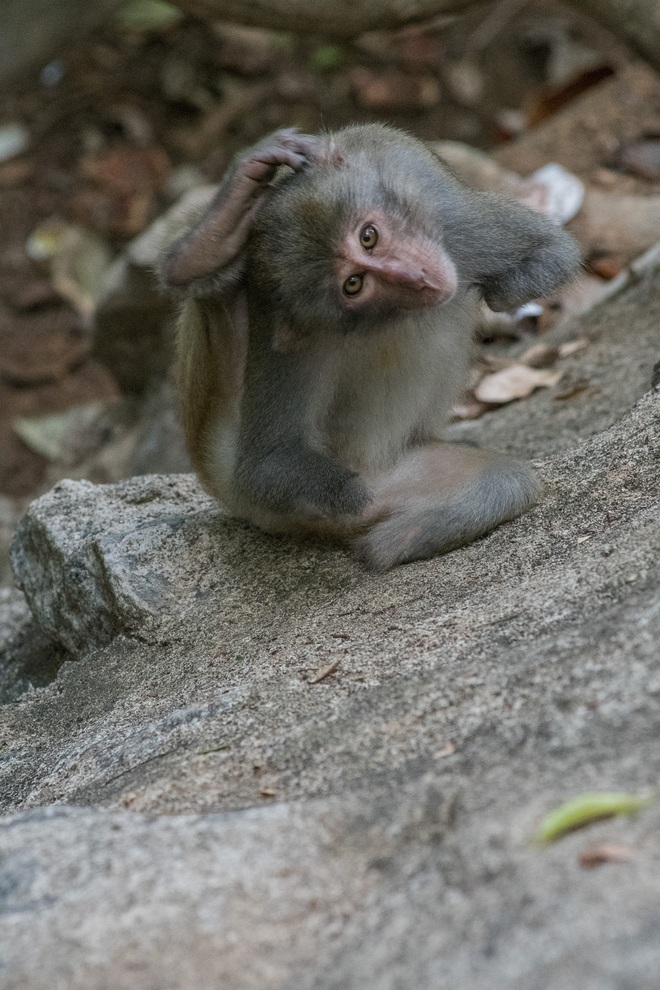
[368,258,440,291]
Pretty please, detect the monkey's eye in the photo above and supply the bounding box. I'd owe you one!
[343,273,364,296]
[359,224,378,250]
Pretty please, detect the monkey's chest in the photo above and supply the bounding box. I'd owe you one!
[323,315,471,472]
[372,339,403,374]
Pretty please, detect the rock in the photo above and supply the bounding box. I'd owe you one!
[92,187,215,392]
[0,496,25,585]
[11,474,220,655]
[11,381,659,650]
[2,789,659,990]
[0,586,65,702]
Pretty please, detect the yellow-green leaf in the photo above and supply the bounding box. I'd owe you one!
[537,792,654,845]
[116,0,183,32]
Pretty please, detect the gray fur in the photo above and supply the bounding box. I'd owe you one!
[161,124,579,568]
[357,455,541,571]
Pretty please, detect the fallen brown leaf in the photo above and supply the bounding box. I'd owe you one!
[524,65,615,127]
[309,658,341,684]
[519,343,560,368]
[479,353,511,371]
[81,144,170,196]
[558,339,589,358]
[451,398,492,421]
[586,256,626,280]
[579,843,634,868]
[554,381,600,401]
[475,364,563,404]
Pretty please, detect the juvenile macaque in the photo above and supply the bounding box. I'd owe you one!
[159,125,579,569]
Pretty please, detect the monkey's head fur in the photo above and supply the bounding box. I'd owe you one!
[247,124,468,337]
[247,123,581,337]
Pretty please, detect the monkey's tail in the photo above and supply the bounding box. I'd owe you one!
[175,298,214,457]
[174,296,246,499]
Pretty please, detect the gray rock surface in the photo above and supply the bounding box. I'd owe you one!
[1,258,659,989]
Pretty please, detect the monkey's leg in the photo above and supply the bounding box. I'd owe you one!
[356,443,539,571]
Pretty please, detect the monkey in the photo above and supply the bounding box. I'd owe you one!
[159,124,580,570]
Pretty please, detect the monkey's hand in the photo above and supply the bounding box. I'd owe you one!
[164,129,319,287]
[481,247,577,312]
[237,445,372,521]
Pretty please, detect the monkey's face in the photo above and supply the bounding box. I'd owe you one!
[334,209,457,314]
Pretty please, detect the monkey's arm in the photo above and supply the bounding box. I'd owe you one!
[235,299,371,520]
[159,129,318,294]
[445,189,581,312]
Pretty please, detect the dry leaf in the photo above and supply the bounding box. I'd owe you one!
[475,364,563,404]
[116,0,183,32]
[0,160,32,187]
[520,343,560,368]
[0,123,29,163]
[479,353,511,372]
[446,59,484,105]
[586,256,625,280]
[452,398,491,421]
[26,219,112,318]
[309,658,341,684]
[558,338,588,358]
[579,843,634,868]
[12,403,107,462]
[554,381,599,401]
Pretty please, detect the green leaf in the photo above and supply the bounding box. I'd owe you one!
[536,792,654,845]
[116,0,183,32]
[310,45,345,72]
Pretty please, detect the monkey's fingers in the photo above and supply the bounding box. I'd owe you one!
[241,130,319,184]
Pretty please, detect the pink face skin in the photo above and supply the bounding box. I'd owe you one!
[335,210,458,312]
